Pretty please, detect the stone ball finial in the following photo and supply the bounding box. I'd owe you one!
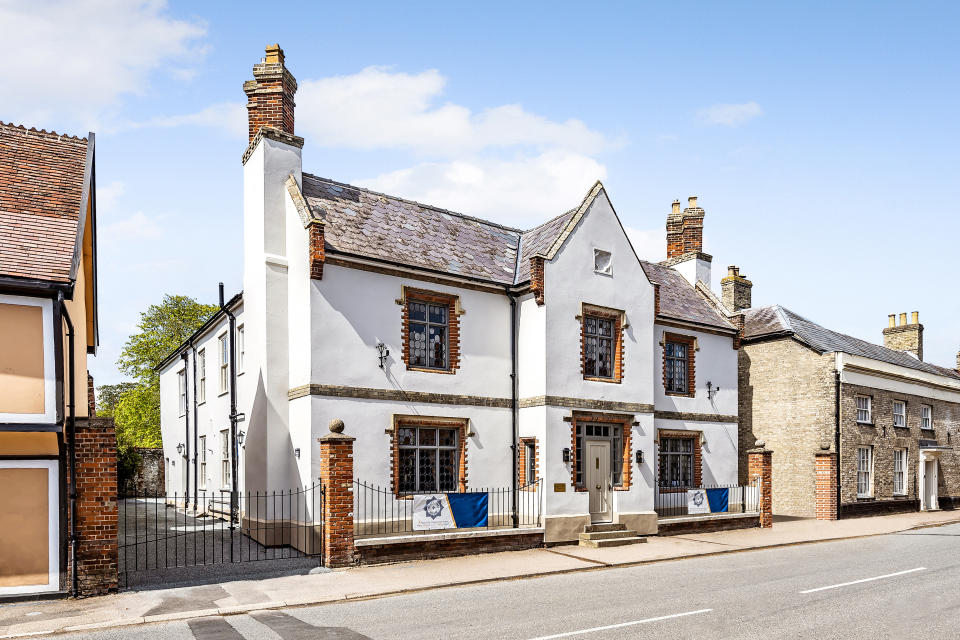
[328,418,345,434]
[755,439,765,449]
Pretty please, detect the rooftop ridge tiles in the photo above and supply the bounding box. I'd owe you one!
[0,121,88,143]
[302,172,525,235]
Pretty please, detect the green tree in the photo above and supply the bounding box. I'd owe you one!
[95,382,136,418]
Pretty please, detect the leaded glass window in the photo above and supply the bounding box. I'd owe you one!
[664,341,688,393]
[658,437,695,488]
[583,314,614,379]
[408,301,449,370]
[574,423,624,488]
[397,426,459,493]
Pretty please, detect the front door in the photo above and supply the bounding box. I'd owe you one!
[924,459,939,511]
[586,441,611,522]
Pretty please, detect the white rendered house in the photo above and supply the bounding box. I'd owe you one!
[158,45,742,542]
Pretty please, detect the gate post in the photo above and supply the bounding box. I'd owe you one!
[815,449,838,520]
[747,441,773,529]
[319,418,355,567]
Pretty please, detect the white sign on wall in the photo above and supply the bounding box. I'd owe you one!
[412,494,454,530]
[687,489,710,514]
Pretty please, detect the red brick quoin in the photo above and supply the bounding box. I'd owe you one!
[69,418,119,596]
[318,419,355,567]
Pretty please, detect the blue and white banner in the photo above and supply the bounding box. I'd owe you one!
[412,493,489,530]
[686,488,730,514]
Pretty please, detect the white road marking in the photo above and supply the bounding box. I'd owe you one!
[526,609,713,640]
[800,567,926,594]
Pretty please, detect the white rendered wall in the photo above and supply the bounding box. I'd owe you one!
[653,325,738,417]
[672,256,712,288]
[655,418,738,485]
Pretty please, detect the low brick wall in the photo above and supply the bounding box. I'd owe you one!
[840,498,919,519]
[355,531,544,565]
[658,514,760,536]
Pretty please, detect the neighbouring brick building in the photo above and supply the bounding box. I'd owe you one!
[738,302,960,519]
[0,122,117,597]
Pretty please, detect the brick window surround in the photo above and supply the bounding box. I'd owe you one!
[655,429,703,489]
[662,332,696,397]
[569,411,633,491]
[518,437,539,489]
[389,415,468,496]
[578,303,625,384]
[399,286,462,374]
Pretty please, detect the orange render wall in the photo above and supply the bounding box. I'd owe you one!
[63,247,91,418]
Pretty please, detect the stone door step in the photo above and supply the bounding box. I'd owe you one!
[583,523,626,533]
[579,536,647,548]
[579,529,637,541]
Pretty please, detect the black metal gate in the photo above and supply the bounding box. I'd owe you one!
[118,484,324,589]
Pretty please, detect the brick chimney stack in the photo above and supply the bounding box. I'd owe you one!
[666,199,683,258]
[681,196,704,254]
[243,44,298,142]
[721,265,753,312]
[883,311,924,360]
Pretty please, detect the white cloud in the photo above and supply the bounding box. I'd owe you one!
[117,102,246,137]
[296,67,615,156]
[101,211,163,241]
[697,102,763,127]
[357,150,607,227]
[625,227,665,262]
[96,181,125,211]
[0,0,207,127]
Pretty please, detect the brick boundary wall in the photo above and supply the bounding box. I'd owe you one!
[814,451,838,520]
[69,417,118,596]
[747,445,773,528]
[318,419,355,567]
[657,514,761,536]
[355,532,543,565]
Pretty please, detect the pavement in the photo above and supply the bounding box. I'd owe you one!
[1,509,959,639]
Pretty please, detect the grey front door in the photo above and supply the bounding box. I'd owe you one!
[586,440,612,522]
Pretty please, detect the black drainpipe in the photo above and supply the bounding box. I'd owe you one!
[508,290,519,528]
[60,293,78,597]
[834,369,842,519]
[180,351,190,507]
[191,340,199,512]
[220,283,239,525]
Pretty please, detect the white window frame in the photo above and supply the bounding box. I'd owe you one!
[921,405,933,430]
[218,333,229,395]
[893,400,906,428]
[197,349,206,404]
[237,324,245,373]
[177,370,187,416]
[0,460,59,596]
[857,446,873,498]
[856,395,872,424]
[198,435,207,490]
[220,429,231,488]
[893,448,907,496]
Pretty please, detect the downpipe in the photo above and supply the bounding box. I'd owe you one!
[60,293,78,597]
[191,340,199,511]
[508,291,519,529]
[219,283,240,527]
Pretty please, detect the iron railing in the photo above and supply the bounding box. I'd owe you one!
[118,484,323,588]
[654,480,760,518]
[353,478,543,538]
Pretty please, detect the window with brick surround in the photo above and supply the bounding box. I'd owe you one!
[574,423,624,487]
[921,405,933,430]
[857,446,873,498]
[893,448,907,495]
[401,288,461,374]
[893,400,906,428]
[856,395,872,424]
[663,333,695,397]
[658,435,700,488]
[579,305,624,383]
[518,438,539,488]
[396,425,460,493]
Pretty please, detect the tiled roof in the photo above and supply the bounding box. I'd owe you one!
[640,261,736,331]
[302,173,593,286]
[743,305,960,378]
[0,122,90,283]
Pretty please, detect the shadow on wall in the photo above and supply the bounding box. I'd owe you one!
[737,349,755,486]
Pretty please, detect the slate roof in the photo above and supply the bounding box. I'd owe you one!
[640,261,736,331]
[515,209,578,284]
[0,122,91,283]
[743,305,960,378]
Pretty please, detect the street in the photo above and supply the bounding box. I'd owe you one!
[46,522,960,639]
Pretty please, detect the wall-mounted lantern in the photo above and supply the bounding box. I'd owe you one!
[635,449,644,465]
[706,381,720,400]
[377,342,390,368]
[176,443,185,456]
[562,447,571,463]
[237,430,246,447]
[294,447,301,459]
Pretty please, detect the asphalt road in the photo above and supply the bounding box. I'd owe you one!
[52,522,960,639]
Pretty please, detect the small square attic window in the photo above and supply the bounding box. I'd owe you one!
[594,249,612,275]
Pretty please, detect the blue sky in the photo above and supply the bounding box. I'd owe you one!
[4,1,958,384]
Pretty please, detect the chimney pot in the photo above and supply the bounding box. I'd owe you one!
[688,196,698,208]
[671,199,681,215]
[884,311,923,360]
[888,314,896,328]
[264,44,284,64]
[899,312,908,326]
[727,265,738,277]
[911,311,919,325]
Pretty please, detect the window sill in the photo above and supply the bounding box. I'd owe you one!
[856,495,874,500]
[584,376,621,384]
[197,401,206,407]
[920,427,936,433]
[406,365,456,375]
[237,371,244,377]
[855,421,875,427]
[218,390,229,397]
[664,390,695,398]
